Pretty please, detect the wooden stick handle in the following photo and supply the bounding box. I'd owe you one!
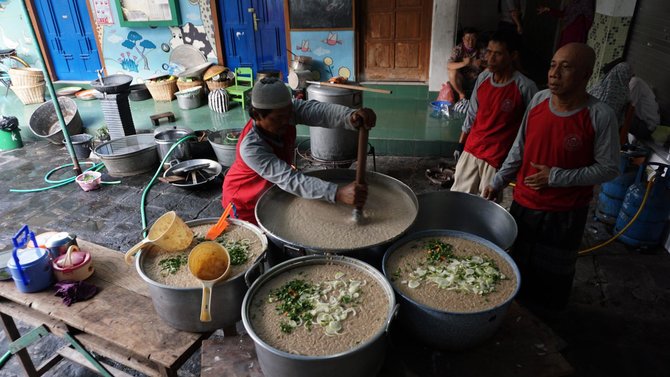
[306,81,392,94]
[356,127,369,189]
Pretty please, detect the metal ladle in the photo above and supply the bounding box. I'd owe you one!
[188,242,231,322]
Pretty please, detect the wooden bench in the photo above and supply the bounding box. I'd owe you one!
[150,112,176,126]
[201,302,574,377]
[0,239,206,377]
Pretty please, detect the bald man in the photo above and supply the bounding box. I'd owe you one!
[483,43,619,311]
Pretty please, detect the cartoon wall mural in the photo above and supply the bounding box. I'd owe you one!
[94,0,217,81]
[168,22,214,60]
[121,31,156,71]
[290,30,355,81]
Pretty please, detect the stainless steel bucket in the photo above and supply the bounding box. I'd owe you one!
[154,126,194,161]
[135,218,268,332]
[242,255,397,377]
[382,230,521,350]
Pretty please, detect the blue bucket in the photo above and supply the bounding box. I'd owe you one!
[7,226,54,293]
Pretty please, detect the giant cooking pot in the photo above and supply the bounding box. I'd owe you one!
[382,229,521,350]
[135,218,268,332]
[255,169,418,267]
[409,191,518,250]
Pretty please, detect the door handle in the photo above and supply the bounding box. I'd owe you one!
[235,31,245,39]
[247,7,258,32]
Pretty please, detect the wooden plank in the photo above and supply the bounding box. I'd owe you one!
[201,302,573,377]
[0,239,204,372]
[77,239,150,297]
[56,346,134,377]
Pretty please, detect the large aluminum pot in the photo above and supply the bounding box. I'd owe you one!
[255,169,418,268]
[409,191,518,250]
[306,84,362,162]
[135,218,268,332]
[242,255,398,377]
[93,134,158,176]
[382,229,520,350]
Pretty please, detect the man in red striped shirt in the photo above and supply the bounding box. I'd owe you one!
[451,31,537,195]
[484,43,619,311]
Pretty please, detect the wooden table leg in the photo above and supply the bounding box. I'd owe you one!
[0,313,39,377]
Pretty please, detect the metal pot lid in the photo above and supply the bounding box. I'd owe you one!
[93,134,156,158]
[163,159,222,187]
[45,232,77,248]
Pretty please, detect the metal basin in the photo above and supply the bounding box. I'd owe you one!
[409,191,517,250]
[255,169,418,268]
[91,74,133,94]
[93,134,158,176]
[382,230,521,350]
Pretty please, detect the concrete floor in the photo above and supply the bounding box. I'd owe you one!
[0,139,669,376]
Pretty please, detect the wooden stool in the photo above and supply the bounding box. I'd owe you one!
[150,111,176,126]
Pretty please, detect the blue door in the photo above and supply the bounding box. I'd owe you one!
[33,0,102,81]
[218,0,288,80]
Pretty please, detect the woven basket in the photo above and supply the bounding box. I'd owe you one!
[177,79,204,92]
[8,68,45,87]
[145,79,178,102]
[206,80,233,91]
[11,82,46,105]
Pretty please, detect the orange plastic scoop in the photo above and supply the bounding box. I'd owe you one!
[205,203,234,241]
[188,241,230,322]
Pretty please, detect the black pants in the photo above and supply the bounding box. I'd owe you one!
[509,202,589,311]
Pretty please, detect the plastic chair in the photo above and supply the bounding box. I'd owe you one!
[225,67,253,110]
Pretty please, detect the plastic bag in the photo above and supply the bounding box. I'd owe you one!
[436,82,455,104]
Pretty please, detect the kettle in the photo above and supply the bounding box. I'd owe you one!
[7,225,54,293]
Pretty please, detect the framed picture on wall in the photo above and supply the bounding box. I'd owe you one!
[288,0,354,30]
[115,0,181,27]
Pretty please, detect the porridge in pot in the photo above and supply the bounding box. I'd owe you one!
[249,263,389,356]
[143,223,263,287]
[263,178,415,249]
[386,236,517,313]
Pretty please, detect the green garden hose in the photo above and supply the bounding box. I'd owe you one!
[9,161,120,193]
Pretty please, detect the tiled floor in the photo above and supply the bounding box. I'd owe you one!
[1,83,463,156]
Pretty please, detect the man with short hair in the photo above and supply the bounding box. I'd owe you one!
[447,27,486,101]
[222,78,376,224]
[483,43,619,311]
[451,31,537,196]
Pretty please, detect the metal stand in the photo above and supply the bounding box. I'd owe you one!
[294,138,376,171]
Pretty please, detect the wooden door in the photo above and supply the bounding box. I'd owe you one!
[32,0,101,80]
[361,0,432,82]
[218,0,288,79]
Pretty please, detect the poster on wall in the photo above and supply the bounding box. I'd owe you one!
[93,0,115,25]
[290,30,355,81]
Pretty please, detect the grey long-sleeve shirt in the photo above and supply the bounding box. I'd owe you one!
[491,90,619,192]
[240,99,357,203]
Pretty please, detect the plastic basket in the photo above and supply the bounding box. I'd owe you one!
[11,82,46,105]
[145,79,178,102]
[8,68,44,87]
